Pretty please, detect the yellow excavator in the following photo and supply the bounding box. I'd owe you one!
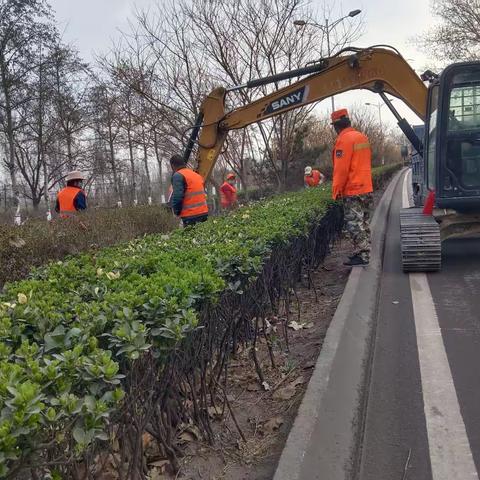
[183,46,480,272]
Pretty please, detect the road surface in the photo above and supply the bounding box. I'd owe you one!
[359,170,480,479]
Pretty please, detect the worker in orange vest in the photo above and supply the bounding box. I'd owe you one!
[304,166,325,188]
[220,173,238,210]
[55,170,87,218]
[331,108,373,267]
[169,154,209,227]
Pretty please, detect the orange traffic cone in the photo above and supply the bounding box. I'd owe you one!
[423,189,436,215]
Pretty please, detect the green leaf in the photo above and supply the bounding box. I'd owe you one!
[72,426,86,444]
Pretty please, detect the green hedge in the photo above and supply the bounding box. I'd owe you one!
[0,185,336,477]
[231,163,402,204]
[0,165,401,477]
[371,163,403,189]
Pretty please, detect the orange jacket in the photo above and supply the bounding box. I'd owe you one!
[332,127,372,199]
[177,168,209,218]
[304,169,322,187]
[56,186,86,218]
[220,181,237,208]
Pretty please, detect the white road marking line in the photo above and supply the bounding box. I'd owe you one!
[403,171,479,479]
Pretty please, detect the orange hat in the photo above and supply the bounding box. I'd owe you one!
[331,108,349,124]
[227,173,236,180]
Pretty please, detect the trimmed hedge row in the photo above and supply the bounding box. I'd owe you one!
[0,165,401,477]
[0,185,337,477]
[234,162,402,204]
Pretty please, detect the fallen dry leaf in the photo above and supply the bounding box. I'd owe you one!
[288,321,303,331]
[148,459,170,469]
[147,467,166,480]
[178,424,201,444]
[178,431,196,443]
[207,406,222,419]
[142,432,154,449]
[9,237,26,248]
[263,416,284,433]
[273,376,306,400]
[273,384,296,401]
[291,376,306,387]
[246,382,260,392]
[262,381,271,391]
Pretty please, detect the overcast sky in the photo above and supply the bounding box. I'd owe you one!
[50,0,435,128]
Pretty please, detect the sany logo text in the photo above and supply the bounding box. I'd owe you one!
[262,86,309,116]
[271,91,302,111]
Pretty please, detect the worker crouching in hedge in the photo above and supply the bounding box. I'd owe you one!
[304,166,325,188]
[331,108,373,267]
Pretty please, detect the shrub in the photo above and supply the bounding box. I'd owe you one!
[0,185,339,477]
[0,165,400,477]
[0,205,177,287]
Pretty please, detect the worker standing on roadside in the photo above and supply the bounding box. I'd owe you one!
[220,173,238,210]
[55,171,87,218]
[331,108,373,267]
[169,154,209,227]
[304,166,325,188]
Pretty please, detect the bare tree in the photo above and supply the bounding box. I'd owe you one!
[0,0,56,204]
[51,44,91,171]
[88,82,124,203]
[418,0,480,62]
[133,0,363,190]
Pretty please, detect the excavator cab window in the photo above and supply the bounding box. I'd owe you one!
[426,85,439,191]
[437,64,480,202]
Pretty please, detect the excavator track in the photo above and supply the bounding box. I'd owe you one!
[400,208,441,272]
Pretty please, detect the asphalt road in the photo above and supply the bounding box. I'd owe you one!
[359,171,480,480]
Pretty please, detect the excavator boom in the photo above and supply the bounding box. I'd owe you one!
[192,47,428,180]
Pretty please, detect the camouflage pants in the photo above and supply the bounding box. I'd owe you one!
[343,193,374,261]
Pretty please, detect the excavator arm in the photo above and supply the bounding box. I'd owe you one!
[187,47,428,180]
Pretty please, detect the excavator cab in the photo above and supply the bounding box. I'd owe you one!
[433,63,480,211]
[401,62,480,272]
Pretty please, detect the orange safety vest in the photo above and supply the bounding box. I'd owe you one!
[220,182,237,208]
[57,186,85,218]
[305,169,322,187]
[177,168,209,218]
[332,127,372,199]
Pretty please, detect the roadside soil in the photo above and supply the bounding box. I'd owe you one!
[151,239,352,480]
[145,185,390,480]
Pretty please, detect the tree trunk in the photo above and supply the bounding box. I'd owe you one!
[141,125,152,200]
[108,137,121,203]
[127,125,137,204]
[107,121,122,203]
[0,59,18,203]
[66,133,74,170]
[153,129,163,196]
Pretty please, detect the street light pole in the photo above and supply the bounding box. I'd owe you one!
[324,18,335,112]
[293,9,361,114]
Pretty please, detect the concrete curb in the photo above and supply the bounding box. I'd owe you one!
[273,169,406,480]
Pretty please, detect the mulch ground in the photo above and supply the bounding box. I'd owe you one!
[152,240,352,480]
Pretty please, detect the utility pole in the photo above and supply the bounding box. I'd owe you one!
[294,9,362,114]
